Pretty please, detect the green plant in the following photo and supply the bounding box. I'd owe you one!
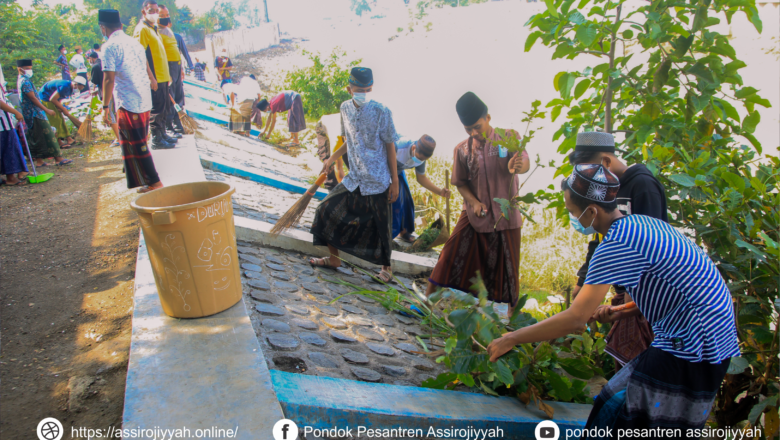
[283,48,361,120]
[405,156,464,234]
[524,0,778,432]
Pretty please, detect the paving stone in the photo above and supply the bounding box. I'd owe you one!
[365,343,395,356]
[293,265,315,276]
[287,255,304,264]
[236,241,251,247]
[382,365,406,377]
[395,314,415,325]
[241,263,263,272]
[315,305,340,316]
[355,328,384,342]
[321,317,347,329]
[247,278,271,291]
[300,332,327,346]
[243,270,264,279]
[237,246,261,255]
[266,255,287,265]
[325,283,350,295]
[372,315,396,327]
[291,319,318,330]
[314,266,337,276]
[329,330,357,343]
[394,342,420,354]
[341,275,363,285]
[308,352,340,369]
[337,295,355,304]
[336,266,354,276]
[238,254,263,265]
[302,283,327,294]
[249,290,274,303]
[356,295,377,304]
[368,283,388,292]
[345,315,373,327]
[364,306,388,315]
[299,275,319,283]
[256,303,285,316]
[385,327,409,340]
[266,262,288,272]
[285,304,309,316]
[405,326,425,336]
[341,304,365,315]
[270,271,292,281]
[350,366,381,383]
[261,319,291,333]
[273,281,298,292]
[266,333,298,351]
[412,358,436,371]
[394,276,413,288]
[340,348,370,364]
[393,380,416,387]
[360,274,377,284]
[263,247,280,254]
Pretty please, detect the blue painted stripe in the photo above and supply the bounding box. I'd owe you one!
[186,109,263,137]
[184,78,222,93]
[185,92,228,109]
[270,370,590,439]
[200,158,327,200]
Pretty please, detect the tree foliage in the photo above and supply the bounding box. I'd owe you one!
[522,0,778,431]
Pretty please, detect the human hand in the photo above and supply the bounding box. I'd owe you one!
[388,178,399,203]
[102,110,111,126]
[439,187,451,198]
[319,157,333,175]
[508,152,525,174]
[589,304,618,324]
[45,108,55,116]
[487,333,516,362]
[472,201,488,218]
[571,285,582,300]
[150,77,158,92]
[12,110,23,121]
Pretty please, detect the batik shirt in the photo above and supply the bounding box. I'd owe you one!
[56,54,71,79]
[340,99,397,195]
[17,75,48,125]
[102,30,152,114]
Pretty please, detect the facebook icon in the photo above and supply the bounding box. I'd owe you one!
[273,419,299,440]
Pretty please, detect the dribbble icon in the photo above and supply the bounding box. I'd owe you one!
[273,419,299,440]
[37,418,63,440]
[535,420,559,440]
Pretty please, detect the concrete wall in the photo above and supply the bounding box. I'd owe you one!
[204,22,281,76]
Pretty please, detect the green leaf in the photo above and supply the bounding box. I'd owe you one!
[576,25,598,47]
[458,373,476,387]
[560,73,576,99]
[735,239,768,264]
[742,132,762,154]
[669,174,696,187]
[713,98,740,122]
[721,171,745,192]
[544,369,572,401]
[553,71,566,91]
[493,198,512,220]
[735,87,759,99]
[445,337,457,354]
[574,78,591,99]
[726,356,750,375]
[568,10,586,24]
[559,358,595,380]
[495,360,514,386]
[525,31,543,52]
[551,105,562,122]
[422,372,457,389]
[742,111,760,134]
[622,29,633,39]
[744,94,772,108]
[480,380,500,396]
[652,59,672,93]
[748,395,778,425]
[544,0,559,18]
[672,35,694,58]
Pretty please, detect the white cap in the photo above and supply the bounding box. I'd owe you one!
[73,76,88,86]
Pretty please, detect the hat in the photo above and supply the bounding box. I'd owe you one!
[565,164,620,203]
[575,131,615,153]
[93,43,100,49]
[455,91,488,126]
[16,59,33,67]
[58,45,65,51]
[74,45,82,51]
[73,76,88,86]
[98,9,121,25]
[349,67,373,88]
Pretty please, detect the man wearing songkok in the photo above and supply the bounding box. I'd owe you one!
[309,67,399,282]
[392,134,450,242]
[100,9,165,193]
[426,92,529,314]
[134,0,177,149]
[39,76,88,149]
[569,131,668,368]
[16,59,72,167]
[256,90,306,147]
[158,5,186,136]
[229,74,262,136]
[487,163,739,434]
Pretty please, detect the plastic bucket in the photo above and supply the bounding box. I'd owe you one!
[130,181,242,318]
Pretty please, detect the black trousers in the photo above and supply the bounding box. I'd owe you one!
[150,81,170,131]
[169,61,184,106]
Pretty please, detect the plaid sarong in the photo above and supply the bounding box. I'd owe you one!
[117,108,160,189]
[229,99,253,133]
[287,93,305,133]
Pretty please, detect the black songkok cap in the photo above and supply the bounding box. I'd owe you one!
[58,45,65,51]
[455,92,488,126]
[565,164,620,203]
[574,131,616,153]
[16,59,33,67]
[98,9,121,25]
[349,67,373,87]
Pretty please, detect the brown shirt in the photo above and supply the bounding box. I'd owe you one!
[451,128,530,233]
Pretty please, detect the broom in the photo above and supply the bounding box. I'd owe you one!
[76,98,94,143]
[169,95,199,134]
[270,136,345,236]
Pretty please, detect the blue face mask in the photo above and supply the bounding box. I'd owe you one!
[411,155,424,167]
[569,208,596,235]
[352,92,371,106]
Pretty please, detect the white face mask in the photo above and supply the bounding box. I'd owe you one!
[23,69,33,78]
[146,13,159,23]
[63,50,68,55]
[352,92,371,107]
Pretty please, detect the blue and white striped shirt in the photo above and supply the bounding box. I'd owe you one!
[585,215,740,363]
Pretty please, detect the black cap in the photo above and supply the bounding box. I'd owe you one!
[93,43,100,49]
[98,9,121,25]
[58,45,64,51]
[574,131,616,153]
[456,92,488,126]
[349,67,373,87]
[88,52,99,59]
[16,59,33,67]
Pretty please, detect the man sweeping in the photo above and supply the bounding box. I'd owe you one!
[309,67,399,282]
[16,59,72,167]
[229,74,262,136]
[569,131,668,368]
[100,9,165,193]
[38,76,88,149]
[215,48,233,87]
[426,92,529,315]
[256,90,305,147]
[392,134,450,242]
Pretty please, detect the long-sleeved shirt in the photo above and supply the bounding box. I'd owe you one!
[174,33,193,69]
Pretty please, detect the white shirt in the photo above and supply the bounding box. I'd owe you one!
[69,53,88,73]
[102,31,152,114]
[234,79,261,102]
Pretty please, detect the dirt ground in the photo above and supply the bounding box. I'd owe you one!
[0,133,140,439]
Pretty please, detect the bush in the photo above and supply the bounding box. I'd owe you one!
[283,48,361,121]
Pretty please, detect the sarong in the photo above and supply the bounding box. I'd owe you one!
[583,347,729,438]
[117,108,160,189]
[229,100,253,133]
[0,129,29,175]
[251,98,264,127]
[287,93,305,133]
[310,183,392,267]
[429,211,521,305]
[391,170,415,238]
[26,118,62,159]
[42,101,70,139]
[604,292,655,367]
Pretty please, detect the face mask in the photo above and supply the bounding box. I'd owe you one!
[146,13,159,23]
[23,69,33,78]
[352,92,371,107]
[569,208,596,235]
[63,50,68,55]
[159,17,171,26]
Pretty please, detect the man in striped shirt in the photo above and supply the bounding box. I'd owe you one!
[487,164,739,433]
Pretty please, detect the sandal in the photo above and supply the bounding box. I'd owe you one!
[309,256,340,269]
[36,162,51,167]
[376,268,393,283]
[5,180,27,187]
[399,233,417,244]
[55,159,73,166]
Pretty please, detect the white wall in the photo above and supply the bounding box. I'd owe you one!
[204,22,281,76]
